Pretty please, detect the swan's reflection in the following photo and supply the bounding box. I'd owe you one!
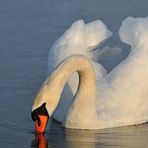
[65,129,98,148]
[31,133,48,148]
[65,124,148,148]
[31,120,148,148]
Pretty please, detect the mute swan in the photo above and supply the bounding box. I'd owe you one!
[32,17,148,132]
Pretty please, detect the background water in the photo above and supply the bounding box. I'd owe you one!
[0,0,148,147]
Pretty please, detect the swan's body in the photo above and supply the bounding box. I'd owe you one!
[32,17,148,129]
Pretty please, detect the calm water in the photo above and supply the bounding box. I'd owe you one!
[0,0,148,147]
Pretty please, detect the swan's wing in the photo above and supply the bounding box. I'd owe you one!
[84,20,112,48]
[119,16,148,48]
[48,20,112,75]
[104,17,148,122]
[109,16,148,81]
[95,17,148,128]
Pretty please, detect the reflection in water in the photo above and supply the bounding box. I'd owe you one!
[65,124,148,148]
[31,134,48,148]
[31,119,148,148]
[65,129,98,148]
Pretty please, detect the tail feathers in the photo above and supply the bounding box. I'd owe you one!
[119,16,148,47]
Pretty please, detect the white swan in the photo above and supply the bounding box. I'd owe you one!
[32,17,148,131]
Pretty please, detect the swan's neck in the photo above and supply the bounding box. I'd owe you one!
[33,55,99,129]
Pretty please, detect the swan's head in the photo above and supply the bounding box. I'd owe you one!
[31,79,61,133]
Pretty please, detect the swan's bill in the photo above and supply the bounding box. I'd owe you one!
[35,115,48,133]
[31,103,49,133]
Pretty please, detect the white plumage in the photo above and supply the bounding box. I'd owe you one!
[33,17,148,129]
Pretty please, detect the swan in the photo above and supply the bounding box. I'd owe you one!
[31,16,148,132]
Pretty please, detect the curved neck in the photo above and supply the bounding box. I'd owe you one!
[49,55,96,113]
[33,55,97,125]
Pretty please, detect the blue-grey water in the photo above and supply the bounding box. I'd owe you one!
[0,0,148,147]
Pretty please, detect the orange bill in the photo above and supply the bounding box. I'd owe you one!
[35,115,48,133]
